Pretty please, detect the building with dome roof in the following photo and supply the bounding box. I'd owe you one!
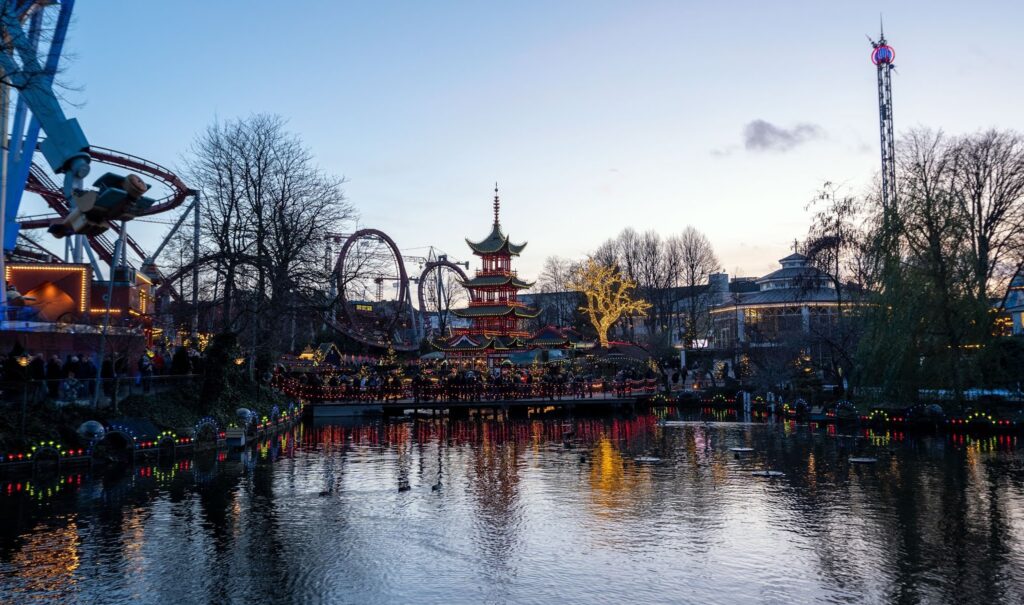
[1005,270,1024,336]
[709,252,864,354]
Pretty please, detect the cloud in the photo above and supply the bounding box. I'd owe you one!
[743,119,825,152]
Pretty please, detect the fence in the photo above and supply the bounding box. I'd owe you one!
[275,377,661,404]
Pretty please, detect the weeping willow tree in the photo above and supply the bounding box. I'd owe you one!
[854,128,1024,406]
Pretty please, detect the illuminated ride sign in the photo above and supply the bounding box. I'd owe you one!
[4,263,91,321]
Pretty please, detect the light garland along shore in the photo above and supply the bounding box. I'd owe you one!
[0,401,305,476]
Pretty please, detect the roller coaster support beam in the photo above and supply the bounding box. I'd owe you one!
[136,190,201,333]
[82,236,101,277]
[3,0,159,255]
[7,1,74,243]
[192,190,200,335]
[0,0,77,314]
[0,0,89,249]
[93,218,127,409]
[140,191,199,276]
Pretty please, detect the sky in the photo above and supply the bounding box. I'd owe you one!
[21,0,1024,280]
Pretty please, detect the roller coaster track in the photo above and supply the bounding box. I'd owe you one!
[417,259,469,336]
[19,146,193,266]
[152,251,420,350]
[331,228,421,352]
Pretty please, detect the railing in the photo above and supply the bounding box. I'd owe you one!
[2,305,41,321]
[475,269,517,278]
[468,298,526,306]
[274,377,660,404]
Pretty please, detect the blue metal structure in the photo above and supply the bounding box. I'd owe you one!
[1,0,82,251]
[0,0,152,253]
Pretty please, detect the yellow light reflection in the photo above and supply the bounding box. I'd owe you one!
[9,516,81,598]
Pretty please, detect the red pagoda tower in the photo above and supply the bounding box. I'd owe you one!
[436,185,539,361]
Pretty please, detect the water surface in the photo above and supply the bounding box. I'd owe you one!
[1,416,1023,604]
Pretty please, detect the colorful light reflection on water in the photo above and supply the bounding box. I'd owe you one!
[1,417,1023,604]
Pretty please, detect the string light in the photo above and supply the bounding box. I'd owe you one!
[569,259,651,348]
[5,263,90,312]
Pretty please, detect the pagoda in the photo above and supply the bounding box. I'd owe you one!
[436,185,540,361]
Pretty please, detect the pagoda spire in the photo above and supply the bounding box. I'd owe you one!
[493,182,500,227]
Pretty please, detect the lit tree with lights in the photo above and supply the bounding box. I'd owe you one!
[570,259,652,348]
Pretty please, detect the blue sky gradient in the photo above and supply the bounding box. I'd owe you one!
[27,0,1024,278]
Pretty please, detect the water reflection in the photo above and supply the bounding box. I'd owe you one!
[0,416,1022,604]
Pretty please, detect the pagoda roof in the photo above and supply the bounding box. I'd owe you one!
[466,223,527,256]
[432,334,530,352]
[453,304,541,319]
[529,326,571,346]
[461,274,535,289]
[528,325,593,348]
[491,335,529,349]
[316,342,340,356]
[433,334,490,352]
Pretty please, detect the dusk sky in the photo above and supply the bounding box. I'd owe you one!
[29,0,1024,279]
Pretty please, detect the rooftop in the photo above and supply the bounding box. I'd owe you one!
[453,304,541,319]
[466,185,527,256]
[461,274,534,289]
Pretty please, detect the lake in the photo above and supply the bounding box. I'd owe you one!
[1,415,1023,604]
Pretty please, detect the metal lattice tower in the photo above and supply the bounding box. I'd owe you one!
[870,24,897,210]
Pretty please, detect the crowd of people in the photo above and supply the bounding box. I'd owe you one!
[273,362,661,403]
[0,345,206,403]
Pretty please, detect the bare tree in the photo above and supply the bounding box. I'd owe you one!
[803,183,868,388]
[616,227,642,284]
[421,265,469,337]
[591,238,618,268]
[185,120,251,331]
[952,130,1024,303]
[675,226,719,348]
[535,255,580,327]
[592,228,679,341]
[185,114,356,358]
[634,230,677,338]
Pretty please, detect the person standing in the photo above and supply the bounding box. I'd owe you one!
[101,357,115,399]
[64,355,77,378]
[79,354,97,396]
[138,353,154,393]
[28,353,46,402]
[152,350,165,375]
[46,355,62,398]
